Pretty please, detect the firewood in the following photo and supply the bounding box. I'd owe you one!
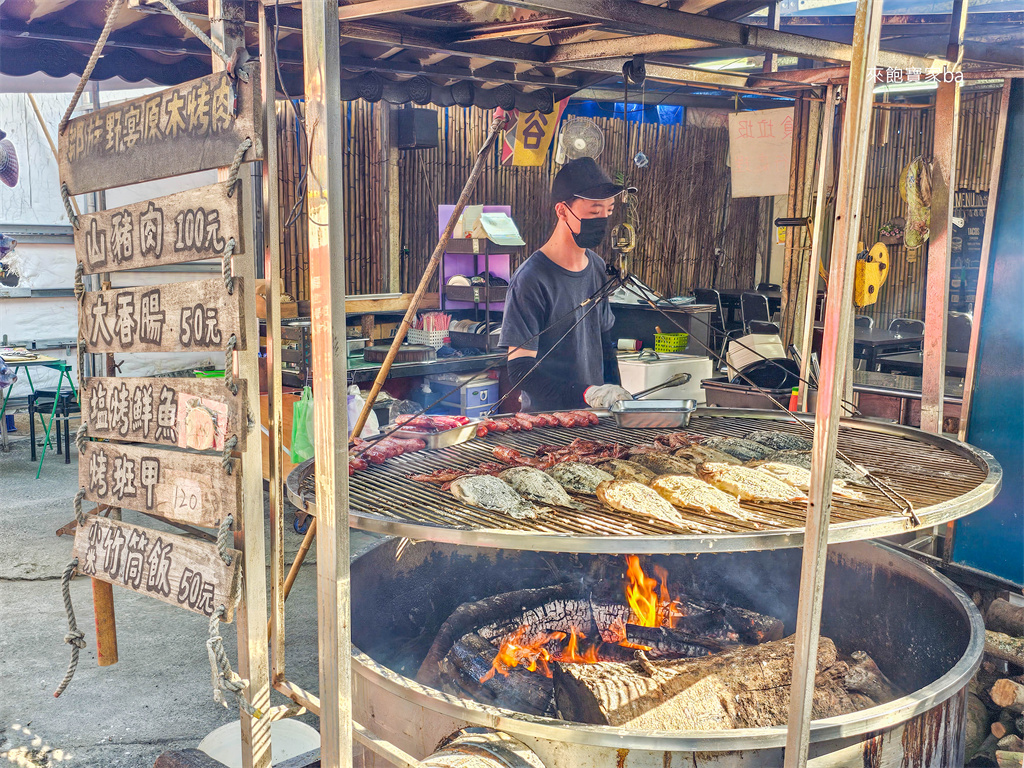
[624,623,725,658]
[988,599,1024,638]
[969,693,995,760]
[848,692,879,711]
[844,650,902,704]
[987,631,1024,669]
[445,632,554,716]
[417,583,578,685]
[718,603,785,643]
[998,735,1024,752]
[992,679,1024,714]
[996,751,1024,768]
[553,635,856,730]
[970,734,1000,766]
[1018,715,1024,735]
[994,710,1018,739]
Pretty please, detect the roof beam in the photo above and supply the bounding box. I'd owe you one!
[501,0,952,70]
[546,34,717,64]
[338,0,463,22]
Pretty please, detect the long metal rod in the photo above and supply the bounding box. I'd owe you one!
[259,3,287,687]
[301,1,352,765]
[211,2,272,766]
[350,114,506,438]
[958,80,1012,441]
[798,85,837,412]
[784,0,883,764]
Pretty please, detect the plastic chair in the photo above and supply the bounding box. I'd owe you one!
[854,315,874,330]
[947,311,972,353]
[693,287,743,360]
[28,389,80,466]
[888,317,924,337]
[740,291,771,334]
[756,282,781,293]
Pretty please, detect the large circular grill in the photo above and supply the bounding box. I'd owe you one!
[287,408,1001,554]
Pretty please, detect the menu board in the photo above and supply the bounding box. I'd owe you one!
[950,189,988,311]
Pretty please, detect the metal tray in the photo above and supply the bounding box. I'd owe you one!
[392,421,481,450]
[610,398,697,428]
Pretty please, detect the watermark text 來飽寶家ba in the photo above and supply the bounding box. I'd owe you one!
[871,66,964,85]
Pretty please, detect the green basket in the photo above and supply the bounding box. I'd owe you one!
[654,333,688,353]
[193,369,226,378]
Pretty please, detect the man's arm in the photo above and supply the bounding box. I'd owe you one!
[507,347,587,407]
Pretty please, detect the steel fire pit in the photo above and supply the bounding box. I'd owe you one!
[349,538,983,767]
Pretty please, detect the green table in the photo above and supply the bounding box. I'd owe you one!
[1,354,77,476]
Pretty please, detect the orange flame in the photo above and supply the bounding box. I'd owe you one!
[625,556,683,628]
[480,625,564,682]
[558,627,601,664]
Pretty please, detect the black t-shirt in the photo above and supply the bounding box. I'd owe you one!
[498,249,615,411]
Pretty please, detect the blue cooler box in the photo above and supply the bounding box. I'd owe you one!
[426,374,499,415]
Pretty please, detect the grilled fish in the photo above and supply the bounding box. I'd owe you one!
[673,444,741,466]
[449,475,537,519]
[701,437,774,462]
[697,462,809,504]
[596,480,716,533]
[649,474,751,522]
[630,452,698,477]
[546,462,614,495]
[745,429,814,452]
[499,467,582,509]
[599,459,657,485]
[766,450,866,482]
[752,461,868,501]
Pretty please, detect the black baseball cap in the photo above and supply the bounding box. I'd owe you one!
[550,157,636,204]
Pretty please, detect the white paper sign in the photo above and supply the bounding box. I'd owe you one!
[728,108,795,198]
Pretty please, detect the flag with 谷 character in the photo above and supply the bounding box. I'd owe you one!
[505,98,569,166]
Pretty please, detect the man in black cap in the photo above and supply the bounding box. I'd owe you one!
[499,157,633,412]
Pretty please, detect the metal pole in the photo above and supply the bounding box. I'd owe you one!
[301,1,353,766]
[783,1,882,765]
[958,80,1012,441]
[259,2,287,686]
[798,85,837,413]
[210,2,272,766]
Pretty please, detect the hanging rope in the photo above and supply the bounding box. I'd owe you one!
[152,0,232,67]
[223,334,238,396]
[54,559,85,698]
[73,490,88,527]
[225,138,253,197]
[76,424,88,454]
[216,515,235,567]
[58,0,125,134]
[222,435,238,474]
[207,605,261,718]
[221,238,237,294]
[61,184,80,229]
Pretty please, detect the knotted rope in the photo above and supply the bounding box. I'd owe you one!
[73,490,87,527]
[222,435,238,475]
[61,183,80,229]
[216,515,235,567]
[221,237,237,294]
[54,558,85,698]
[225,138,252,197]
[58,0,125,134]
[207,605,261,718]
[152,0,232,68]
[224,334,238,396]
[76,424,88,454]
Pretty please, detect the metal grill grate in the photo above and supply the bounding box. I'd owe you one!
[288,411,1000,553]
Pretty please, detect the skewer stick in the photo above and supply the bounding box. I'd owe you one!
[28,94,81,218]
[350,113,508,439]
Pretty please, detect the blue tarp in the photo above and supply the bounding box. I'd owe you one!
[564,101,685,125]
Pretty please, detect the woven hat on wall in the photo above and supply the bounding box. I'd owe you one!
[0,130,18,188]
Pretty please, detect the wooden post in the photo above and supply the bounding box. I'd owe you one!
[210,2,271,766]
[783,1,883,765]
[301,2,353,766]
[381,103,402,293]
[259,3,286,688]
[762,2,781,74]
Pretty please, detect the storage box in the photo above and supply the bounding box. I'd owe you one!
[617,353,713,405]
[426,374,499,413]
[701,377,818,411]
[437,403,493,422]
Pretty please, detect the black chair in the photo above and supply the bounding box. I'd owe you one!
[693,287,744,359]
[888,317,925,337]
[947,312,972,353]
[756,282,781,293]
[740,291,771,334]
[748,320,781,335]
[854,315,874,330]
[28,389,80,464]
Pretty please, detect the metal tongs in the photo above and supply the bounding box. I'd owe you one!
[630,371,692,400]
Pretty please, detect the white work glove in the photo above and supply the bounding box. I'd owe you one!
[584,384,633,409]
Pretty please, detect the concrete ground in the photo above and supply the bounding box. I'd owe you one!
[1,412,372,767]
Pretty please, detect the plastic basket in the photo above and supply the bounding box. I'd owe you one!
[194,369,226,378]
[654,333,689,353]
[407,328,450,349]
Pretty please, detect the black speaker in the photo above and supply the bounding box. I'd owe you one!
[397,107,439,150]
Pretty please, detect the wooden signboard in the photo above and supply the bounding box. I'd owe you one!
[79,278,246,354]
[80,442,240,528]
[73,516,241,621]
[75,184,244,275]
[728,107,795,198]
[82,376,248,451]
[58,66,264,195]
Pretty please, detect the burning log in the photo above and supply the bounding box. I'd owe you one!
[988,599,1024,639]
[716,603,785,644]
[844,650,902,704]
[623,623,727,657]
[417,583,579,686]
[553,635,857,730]
[444,632,555,716]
